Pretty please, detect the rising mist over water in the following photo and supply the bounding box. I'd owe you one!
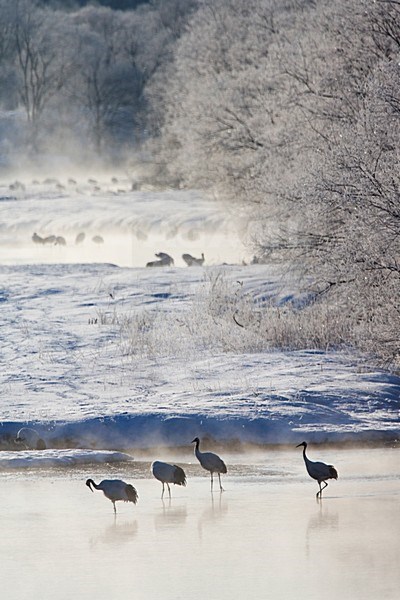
[0,174,249,268]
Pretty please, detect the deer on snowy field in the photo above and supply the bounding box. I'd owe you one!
[182,253,205,266]
[146,252,175,267]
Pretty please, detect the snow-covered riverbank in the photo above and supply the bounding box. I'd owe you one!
[0,182,399,465]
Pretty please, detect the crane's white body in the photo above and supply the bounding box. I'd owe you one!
[86,478,138,513]
[191,437,227,491]
[297,442,338,498]
[16,427,46,450]
[151,461,187,498]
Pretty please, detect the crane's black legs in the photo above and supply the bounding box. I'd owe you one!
[316,481,328,499]
[210,472,224,492]
[161,482,172,499]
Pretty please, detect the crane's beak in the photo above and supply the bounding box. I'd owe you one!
[296,443,304,448]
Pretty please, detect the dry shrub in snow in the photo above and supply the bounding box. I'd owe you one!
[115,272,353,359]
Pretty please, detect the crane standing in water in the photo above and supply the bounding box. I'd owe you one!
[86,479,138,513]
[151,461,187,498]
[296,441,338,498]
[191,437,227,491]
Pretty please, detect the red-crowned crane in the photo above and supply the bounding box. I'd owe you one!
[151,461,187,498]
[86,479,138,514]
[296,441,338,498]
[191,437,227,491]
[16,427,46,450]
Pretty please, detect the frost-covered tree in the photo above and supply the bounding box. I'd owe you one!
[67,2,195,153]
[0,0,18,109]
[0,1,14,65]
[68,7,142,153]
[265,0,400,365]
[9,0,77,146]
[300,61,400,363]
[151,0,324,198]
[0,0,196,159]
[152,0,400,367]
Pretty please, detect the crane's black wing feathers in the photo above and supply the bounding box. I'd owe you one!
[125,484,138,503]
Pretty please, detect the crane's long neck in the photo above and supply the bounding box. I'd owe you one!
[302,446,314,473]
[88,478,101,491]
[194,440,201,460]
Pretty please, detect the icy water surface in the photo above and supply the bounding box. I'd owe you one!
[1,447,399,600]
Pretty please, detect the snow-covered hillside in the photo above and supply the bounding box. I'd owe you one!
[0,180,399,469]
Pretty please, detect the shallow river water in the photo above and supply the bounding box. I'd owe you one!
[1,446,399,600]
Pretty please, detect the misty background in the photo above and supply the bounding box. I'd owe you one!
[0,0,399,370]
